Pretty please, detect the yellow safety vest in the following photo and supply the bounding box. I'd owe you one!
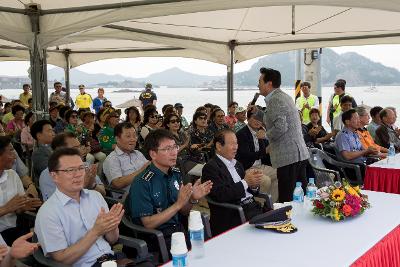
[298,95,316,123]
[75,93,92,109]
[331,93,351,118]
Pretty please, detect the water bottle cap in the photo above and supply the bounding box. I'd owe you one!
[309,178,315,183]
[296,182,302,187]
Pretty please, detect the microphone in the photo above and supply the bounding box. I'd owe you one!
[250,92,260,105]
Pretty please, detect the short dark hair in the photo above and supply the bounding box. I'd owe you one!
[370,106,383,118]
[59,106,71,120]
[24,112,34,125]
[210,108,225,122]
[125,106,140,123]
[4,102,11,109]
[213,129,235,148]
[163,113,180,130]
[228,101,238,108]
[342,109,357,124]
[30,120,52,141]
[11,105,25,115]
[162,104,173,115]
[340,95,353,105]
[51,132,76,150]
[23,84,30,89]
[143,107,158,125]
[379,108,391,121]
[260,67,281,88]
[64,110,78,123]
[48,147,81,172]
[114,122,134,138]
[0,136,12,155]
[195,106,207,114]
[300,81,311,88]
[204,103,214,109]
[54,81,62,87]
[309,108,320,117]
[144,129,175,156]
[335,79,346,90]
[193,111,207,124]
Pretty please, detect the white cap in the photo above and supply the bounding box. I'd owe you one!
[170,232,188,255]
[101,261,117,267]
[188,210,204,231]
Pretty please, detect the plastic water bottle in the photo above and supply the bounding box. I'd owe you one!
[388,143,396,164]
[292,182,304,216]
[189,210,205,259]
[171,232,188,267]
[306,178,317,200]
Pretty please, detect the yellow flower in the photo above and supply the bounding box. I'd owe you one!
[331,189,346,202]
[353,186,360,193]
[347,186,359,197]
[332,208,340,221]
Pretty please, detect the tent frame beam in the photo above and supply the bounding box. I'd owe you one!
[227,40,236,106]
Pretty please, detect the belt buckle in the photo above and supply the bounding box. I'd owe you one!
[97,254,114,264]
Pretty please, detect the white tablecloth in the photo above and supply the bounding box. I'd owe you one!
[163,191,400,267]
[370,153,400,169]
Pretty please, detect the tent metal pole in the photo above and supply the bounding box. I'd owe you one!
[28,4,48,119]
[227,40,236,107]
[64,49,71,105]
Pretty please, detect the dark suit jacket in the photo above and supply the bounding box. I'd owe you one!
[201,155,257,235]
[235,125,271,170]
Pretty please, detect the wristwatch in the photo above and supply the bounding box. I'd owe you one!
[190,199,199,204]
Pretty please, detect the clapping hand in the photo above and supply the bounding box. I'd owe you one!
[176,183,193,209]
[84,163,98,188]
[191,179,213,201]
[93,204,124,237]
[22,196,42,211]
[0,245,8,262]
[10,232,39,259]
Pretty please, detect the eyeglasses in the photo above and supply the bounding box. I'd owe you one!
[157,144,179,153]
[198,116,207,120]
[54,165,88,176]
[169,119,180,124]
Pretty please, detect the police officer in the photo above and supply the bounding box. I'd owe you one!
[139,83,157,110]
[125,129,212,256]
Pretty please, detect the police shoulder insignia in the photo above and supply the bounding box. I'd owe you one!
[171,167,180,173]
[141,170,154,182]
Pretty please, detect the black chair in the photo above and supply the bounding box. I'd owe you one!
[121,212,212,264]
[32,234,149,267]
[310,148,363,185]
[206,192,273,226]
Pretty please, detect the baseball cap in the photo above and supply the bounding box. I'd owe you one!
[235,106,246,114]
[174,103,184,108]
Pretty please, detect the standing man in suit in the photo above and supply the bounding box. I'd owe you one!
[202,129,268,236]
[235,109,278,202]
[258,68,309,202]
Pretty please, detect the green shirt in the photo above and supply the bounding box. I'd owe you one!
[125,163,182,230]
[99,125,115,152]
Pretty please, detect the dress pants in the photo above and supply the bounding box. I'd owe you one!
[277,160,308,202]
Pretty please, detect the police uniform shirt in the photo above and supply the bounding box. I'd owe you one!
[75,93,93,109]
[35,189,113,267]
[139,90,157,107]
[0,170,25,232]
[126,163,181,230]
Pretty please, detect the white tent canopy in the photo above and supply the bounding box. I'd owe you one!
[2,1,400,66]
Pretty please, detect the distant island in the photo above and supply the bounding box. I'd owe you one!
[112,89,142,93]
[1,48,400,88]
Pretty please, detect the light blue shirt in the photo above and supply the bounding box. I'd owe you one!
[103,146,148,192]
[34,189,113,267]
[39,168,103,201]
[335,127,366,164]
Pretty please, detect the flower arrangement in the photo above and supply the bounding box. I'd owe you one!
[311,180,370,221]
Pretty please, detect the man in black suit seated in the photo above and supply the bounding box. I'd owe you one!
[202,129,270,236]
[235,110,278,202]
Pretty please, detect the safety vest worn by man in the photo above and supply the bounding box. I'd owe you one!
[296,94,318,124]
